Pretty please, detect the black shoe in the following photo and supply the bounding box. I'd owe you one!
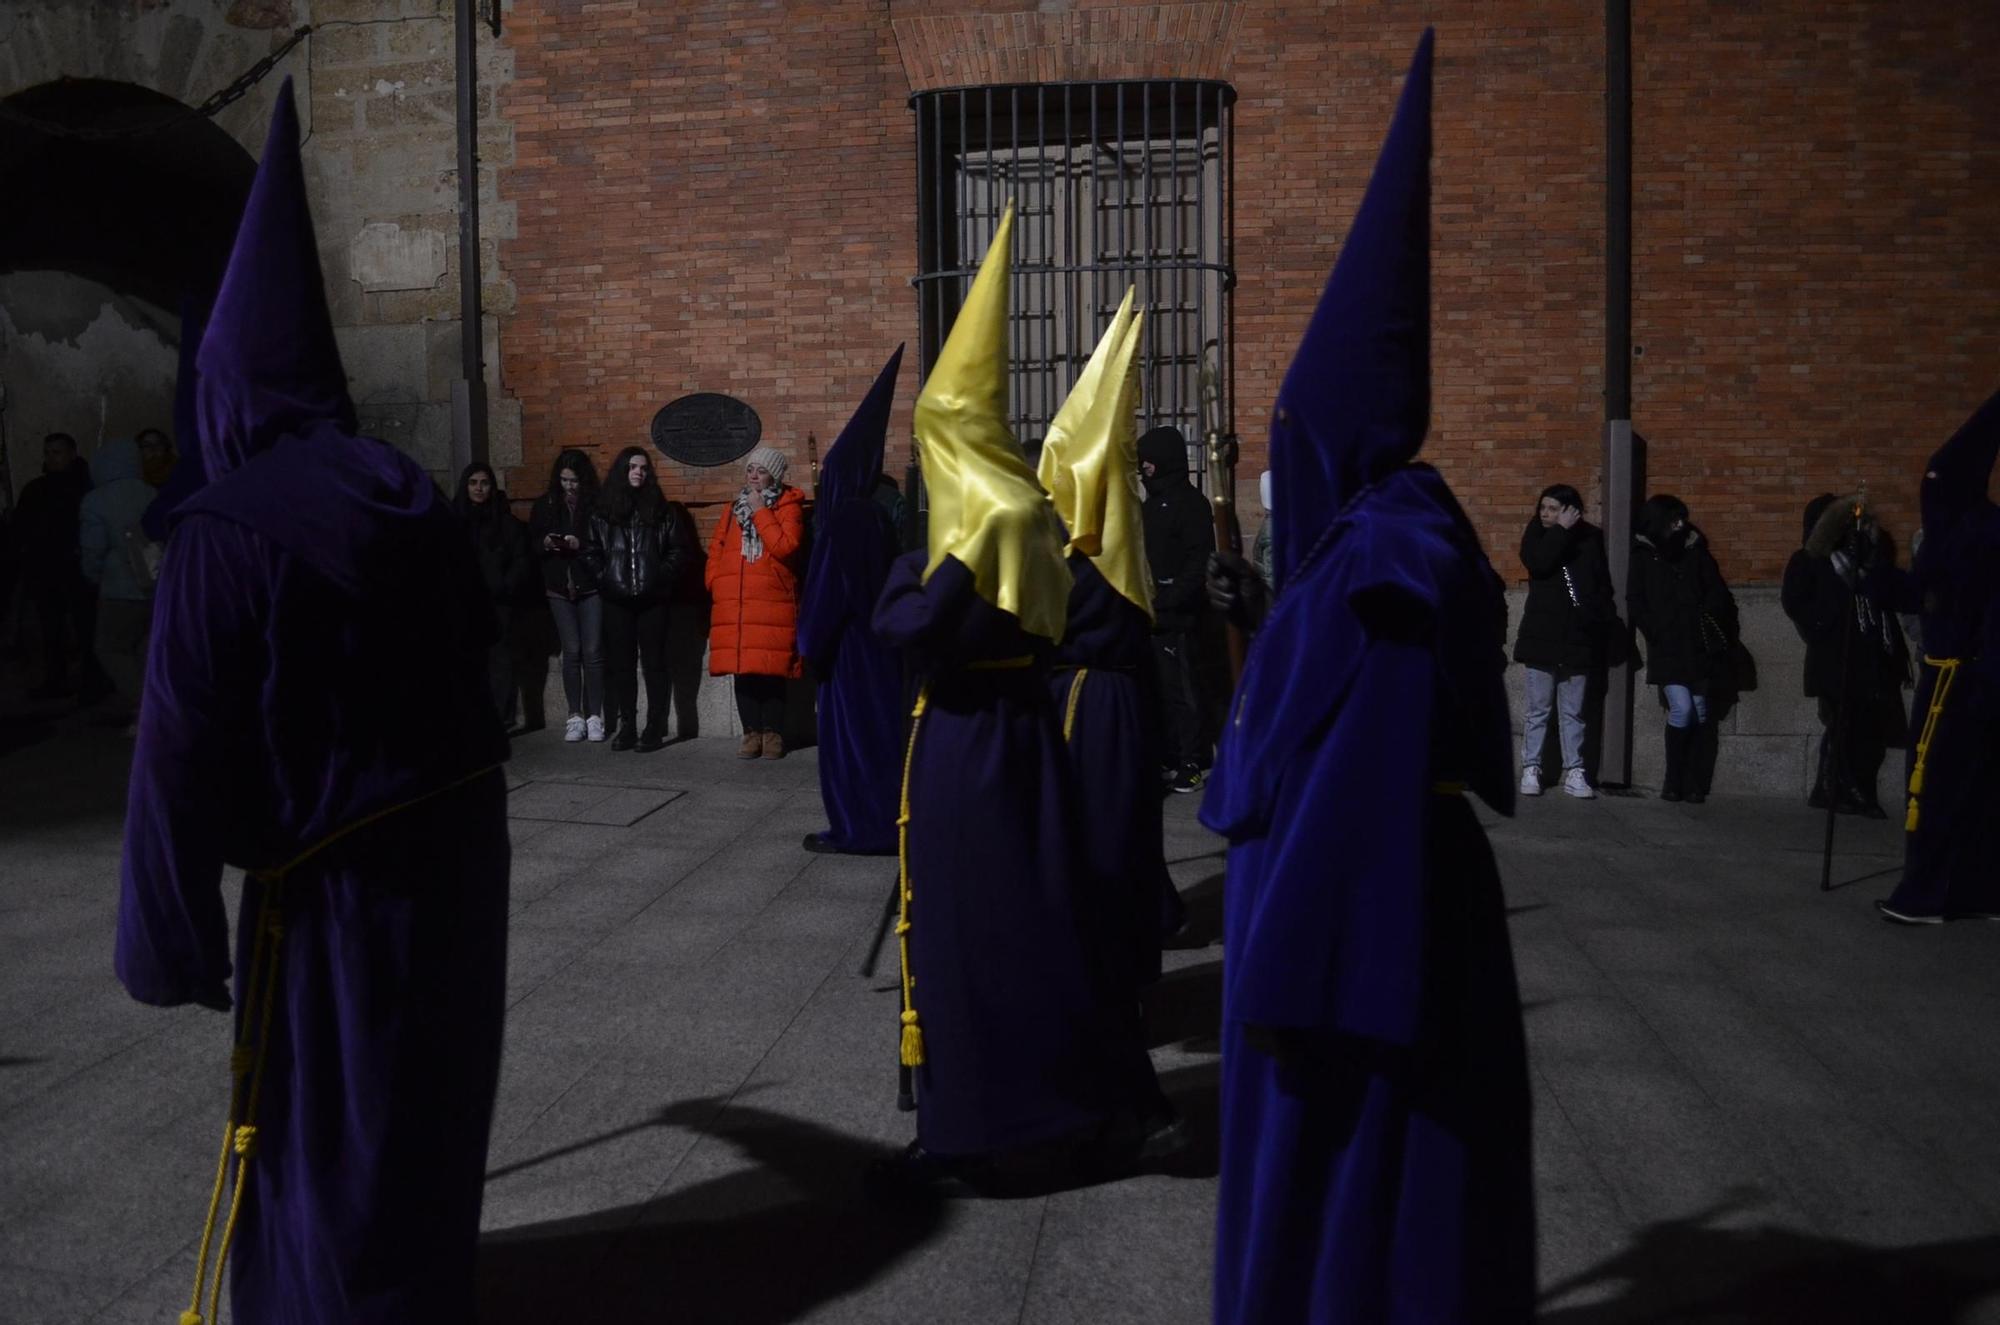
[635,727,665,753]
[1170,764,1206,795]
[1684,790,1706,805]
[610,723,637,752]
[802,832,839,854]
[1875,899,1943,926]
[1807,782,1830,810]
[1660,788,1684,803]
[864,1141,985,1202]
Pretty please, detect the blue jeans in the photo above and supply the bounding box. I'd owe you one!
[548,592,605,719]
[1663,684,1708,729]
[1522,667,1586,771]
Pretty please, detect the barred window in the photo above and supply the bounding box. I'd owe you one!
[912,81,1236,489]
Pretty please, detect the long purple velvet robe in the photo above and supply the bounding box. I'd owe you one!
[1049,553,1186,990]
[1885,392,2000,917]
[872,551,1147,1155]
[117,498,511,1324]
[798,498,903,854]
[1201,468,1533,1324]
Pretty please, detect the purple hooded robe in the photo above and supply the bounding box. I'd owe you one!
[1198,33,1535,1323]
[796,347,906,855]
[114,79,511,1325]
[1882,390,2000,918]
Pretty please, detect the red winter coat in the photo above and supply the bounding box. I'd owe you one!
[705,486,807,678]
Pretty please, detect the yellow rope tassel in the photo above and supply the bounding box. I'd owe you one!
[895,684,931,1069]
[176,763,502,1322]
[1061,668,1089,744]
[1904,656,1962,836]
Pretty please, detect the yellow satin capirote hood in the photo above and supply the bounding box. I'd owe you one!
[1036,289,1153,618]
[917,204,1072,642]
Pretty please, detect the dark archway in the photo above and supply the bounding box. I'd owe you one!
[0,78,256,307]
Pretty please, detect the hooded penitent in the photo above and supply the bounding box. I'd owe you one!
[1196,32,1535,1324]
[915,204,1073,642]
[114,77,510,1325]
[1043,295,1186,999]
[797,346,906,853]
[1038,287,1153,618]
[1880,388,2000,918]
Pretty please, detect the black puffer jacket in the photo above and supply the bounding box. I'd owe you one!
[452,489,533,609]
[587,503,699,603]
[1780,497,1907,699]
[1628,524,1737,689]
[529,496,600,598]
[1514,518,1615,671]
[1137,427,1212,633]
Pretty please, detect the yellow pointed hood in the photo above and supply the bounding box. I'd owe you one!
[1037,287,1135,534]
[1038,291,1153,618]
[917,204,1072,642]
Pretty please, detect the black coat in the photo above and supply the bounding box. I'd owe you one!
[529,497,600,598]
[1138,432,1213,634]
[460,502,532,609]
[1513,518,1615,672]
[1781,550,1908,699]
[1628,526,1737,690]
[586,502,698,603]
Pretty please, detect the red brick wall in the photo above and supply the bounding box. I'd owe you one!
[499,0,1999,579]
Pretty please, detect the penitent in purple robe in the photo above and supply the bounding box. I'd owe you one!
[114,79,511,1325]
[1049,553,1186,991]
[797,347,905,854]
[1199,32,1534,1323]
[872,551,1148,1155]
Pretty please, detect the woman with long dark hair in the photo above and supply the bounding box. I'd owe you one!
[586,446,699,751]
[452,461,532,725]
[1629,493,1738,802]
[530,448,607,741]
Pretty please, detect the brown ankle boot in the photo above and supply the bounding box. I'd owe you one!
[737,731,763,759]
[761,730,786,759]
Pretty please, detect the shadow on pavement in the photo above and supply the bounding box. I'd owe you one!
[1144,960,1222,1049]
[1163,871,1224,950]
[1538,1192,2000,1323]
[477,1098,946,1325]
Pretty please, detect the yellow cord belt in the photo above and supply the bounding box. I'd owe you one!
[1905,656,1963,833]
[178,762,501,1325]
[895,685,931,1068]
[1061,667,1090,743]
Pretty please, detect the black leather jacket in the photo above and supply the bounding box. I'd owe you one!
[586,503,698,603]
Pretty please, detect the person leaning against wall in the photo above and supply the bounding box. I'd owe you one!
[1514,483,1615,800]
[1628,494,1739,804]
[705,446,808,759]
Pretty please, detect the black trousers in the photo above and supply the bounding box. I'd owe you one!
[1816,692,1887,804]
[603,597,669,733]
[735,674,786,732]
[1151,630,1204,767]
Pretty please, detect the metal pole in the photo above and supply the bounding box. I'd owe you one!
[1600,0,1636,786]
[452,0,489,472]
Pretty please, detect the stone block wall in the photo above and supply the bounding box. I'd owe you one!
[0,0,521,485]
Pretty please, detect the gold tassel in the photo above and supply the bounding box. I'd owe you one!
[1905,799,1920,832]
[899,1009,926,1067]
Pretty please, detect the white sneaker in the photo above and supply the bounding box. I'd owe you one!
[586,715,607,742]
[1519,766,1543,797]
[1561,768,1596,799]
[563,715,586,743]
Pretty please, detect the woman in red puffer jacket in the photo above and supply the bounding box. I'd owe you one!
[706,445,807,758]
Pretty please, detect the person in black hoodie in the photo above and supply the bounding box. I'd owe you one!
[16,432,100,700]
[530,448,607,743]
[453,461,533,727]
[1138,424,1214,793]
[1628,493,1739,803]
[1514,483,1615,799]
[586,445,699,752]
[1781,493,1907,817]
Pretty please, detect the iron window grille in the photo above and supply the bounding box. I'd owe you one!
[911,80,1236,491]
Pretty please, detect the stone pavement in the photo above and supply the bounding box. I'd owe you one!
[1,712,1997,1323]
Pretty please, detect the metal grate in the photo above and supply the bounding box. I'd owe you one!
[911,80,1236,491]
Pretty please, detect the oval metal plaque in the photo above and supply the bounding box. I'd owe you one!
[650,393,762,468]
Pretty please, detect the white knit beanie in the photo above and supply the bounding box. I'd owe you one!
[745,446,788,485]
